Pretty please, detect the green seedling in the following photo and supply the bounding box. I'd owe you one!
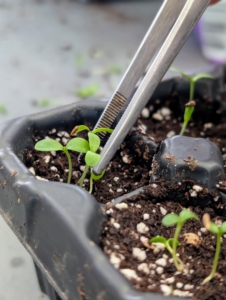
[150,236,183,266]
[171,68,214,135]
[162,209,198,271]
[34,125,113,193]
[76,83,99,99]
[70,125,113,193]
[202,214,226,284]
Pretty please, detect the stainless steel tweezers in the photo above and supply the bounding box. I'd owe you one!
[93,0,210,175]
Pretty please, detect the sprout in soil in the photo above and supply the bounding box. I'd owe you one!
[202,213,226,284]
[162,209,198,271]
[171,68,214,135]
[150,236,184,266]
[34,125,113,193]
[70,125,113,193]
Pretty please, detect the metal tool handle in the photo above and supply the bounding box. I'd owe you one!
[94,0,210,175]
[94,0,185,135]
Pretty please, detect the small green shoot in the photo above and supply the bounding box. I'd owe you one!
[162,210,198,271]
[202,214,226,284]
[171,68,214,135]
[34,125,113,193]
[76,84,99,99]
[70,125,113,193]
[150,236,183,265]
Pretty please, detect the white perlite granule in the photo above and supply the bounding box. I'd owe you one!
[160,285,172,296]
[137,263,150,275]
[156,267,164,275]
[160,207,167,215]
[155,258,167,267]
[136,222,149,234]
[120,269,141,281]
[132,248,147,262]
[115,203,128,210]
[143,213,150,220]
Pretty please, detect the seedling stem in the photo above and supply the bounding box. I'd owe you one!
[63,147,73,184]
[171,68,214,136]
[202,214,226,284]
[77,165,89,187]
[162,210,198,271]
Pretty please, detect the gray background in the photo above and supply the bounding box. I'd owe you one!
[0,0,214,299]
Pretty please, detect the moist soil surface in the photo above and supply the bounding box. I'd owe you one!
[100,191,226,300]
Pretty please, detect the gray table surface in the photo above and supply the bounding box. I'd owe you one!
[0,0,214,299]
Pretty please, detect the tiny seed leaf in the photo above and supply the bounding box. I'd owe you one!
[85,151,101,167]
[150,236,166,244]
[167,238,180,248]
[88,132,100,153]
[193,73,214,83]
[171,67,193,82]
[184,106,195,123]
[209,222,219,234]
[71,125,90,135]
[92,127,113,134]
[179,210,198,223]
[162,214,179,226]
[35,139,63,152]
[220,221,226,234]
[66,138,89,153]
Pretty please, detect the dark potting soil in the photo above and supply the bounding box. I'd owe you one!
[98,95,226,299]
[25,129,149,204]
[100,191,226,300]
[138,96,226,151]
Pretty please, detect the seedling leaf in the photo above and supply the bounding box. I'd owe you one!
[85,151,101,167]
[220,221,226,234]
[184,106,195,123]
[162,214,179,226]
[67,138,89,153]
[88,132,100,153]
[150,236,166,244]
[35,139,63,152]
[193,73,214,82]
[179,210,198,223]
[91,169,105,181]
[171,67,192,82]
[209,222,219,234]
[167,238,180,248]
[92,127,113,134]
[71,125,90,135]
